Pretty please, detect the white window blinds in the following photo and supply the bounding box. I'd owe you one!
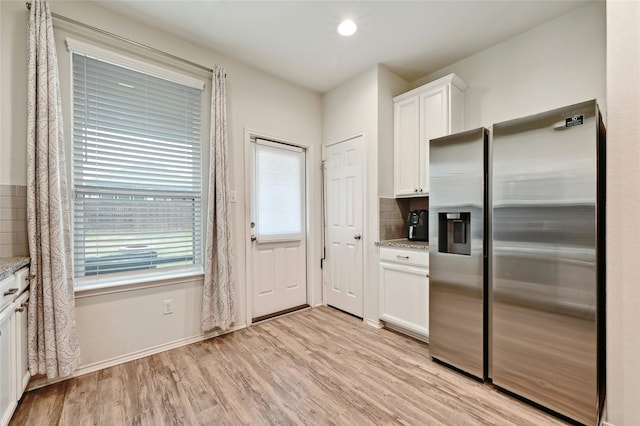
[72,52,203,281]
[254,139,305,243]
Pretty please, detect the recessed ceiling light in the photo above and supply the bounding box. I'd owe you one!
[338,20,357,37]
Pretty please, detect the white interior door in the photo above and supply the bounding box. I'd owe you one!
[250,139,307,320]
[324,135,364,317]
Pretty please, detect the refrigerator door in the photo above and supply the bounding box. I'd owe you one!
[491,100,601,425]
[429,128,487,379]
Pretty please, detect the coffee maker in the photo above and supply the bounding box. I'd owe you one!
[407,209,428,241]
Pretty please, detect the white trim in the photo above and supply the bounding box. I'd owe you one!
[324,132,365,148]
[65,37,205,91]
[392,73,467,103]
[74,273,204,299]
[365,318,384,329]
[380,321,429,343]
[26,322,247,391]
[245,128,312,150]
[256,138,303,153]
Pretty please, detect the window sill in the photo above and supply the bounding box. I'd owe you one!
[74,269,204,298]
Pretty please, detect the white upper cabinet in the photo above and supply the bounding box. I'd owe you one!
[393,73,466,197]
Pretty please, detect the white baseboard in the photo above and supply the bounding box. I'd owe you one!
[381,321,429,343]
[365,318,383,329]
[27,322,247,391]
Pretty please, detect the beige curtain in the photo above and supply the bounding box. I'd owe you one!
[202,66,237,332]
[26,0,81,379]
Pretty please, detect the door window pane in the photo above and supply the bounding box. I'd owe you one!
[254,139,305,242]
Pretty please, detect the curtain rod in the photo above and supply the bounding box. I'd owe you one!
[25,2,220,76]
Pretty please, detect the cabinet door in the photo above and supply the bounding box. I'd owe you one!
[14,291,29,399]
[394,96,421,196]
[379,261,429,338]
[0,306,16,426]
[419,85,450,194]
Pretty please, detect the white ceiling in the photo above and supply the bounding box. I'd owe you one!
[91,0,592,93]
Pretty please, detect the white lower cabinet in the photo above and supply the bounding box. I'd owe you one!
[378,247,429,341]
[14,290,30,400]
[0,298,16,426]
[0,267,30,426]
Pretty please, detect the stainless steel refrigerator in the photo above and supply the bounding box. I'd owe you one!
[429,127,488,380]
[429,100,605,425]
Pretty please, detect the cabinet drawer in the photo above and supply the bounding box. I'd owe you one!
[0,275,18,312]
[378,260,429,340]
[379,247,428,267]
[14,268,30,296]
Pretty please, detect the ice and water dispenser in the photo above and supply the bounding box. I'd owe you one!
[438,212,471,255]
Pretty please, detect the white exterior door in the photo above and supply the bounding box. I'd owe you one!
[324,136,364,317]
[250,139,307,320]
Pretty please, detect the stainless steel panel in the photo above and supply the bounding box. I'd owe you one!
[429,128,487,379]
[491,100,600,425]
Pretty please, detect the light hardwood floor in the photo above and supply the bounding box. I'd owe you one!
[10,306,568,425]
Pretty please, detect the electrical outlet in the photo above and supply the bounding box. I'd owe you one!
[163,299,173,315]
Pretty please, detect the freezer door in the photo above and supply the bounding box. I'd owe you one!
[429,128,487,379]
[491,100,601,425]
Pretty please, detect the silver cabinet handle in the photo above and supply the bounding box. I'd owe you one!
[354,234,362,240]
[396,255,410,259]
[3,288,18,296]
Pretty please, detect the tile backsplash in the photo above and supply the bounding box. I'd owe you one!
[0,185,28,257]
[379,196,429,241]
[379,197,407,240]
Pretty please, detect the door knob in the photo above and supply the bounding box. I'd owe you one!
[354,234,362,240]
[251,236,257,242]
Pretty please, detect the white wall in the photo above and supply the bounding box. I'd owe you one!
[413,1,606,129]
[320,64,407,324]
[0,0,322,371]
[377,66,409,198]
[605,1,640,425]
[0,2,29,185]
[322,66,380,324]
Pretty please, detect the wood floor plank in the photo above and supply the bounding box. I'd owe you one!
[10,306,569,426]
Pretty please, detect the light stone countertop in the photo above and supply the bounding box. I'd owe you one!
[0,257,30,281]
[375,239,429,251]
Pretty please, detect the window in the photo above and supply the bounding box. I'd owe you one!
[70,42,204,284]
[253,139,305,242]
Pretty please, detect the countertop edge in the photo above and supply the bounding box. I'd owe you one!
[0,257,30,281]
[375,239,429,251]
